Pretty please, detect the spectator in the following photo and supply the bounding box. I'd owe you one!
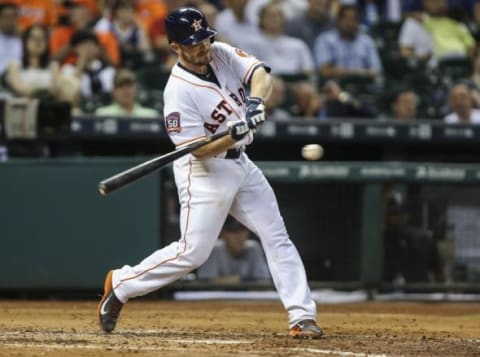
[108,0,151,53]
[247,0,308,22]
[149,0,187,68]
[422,0,475,60]
[383,189,439,283]
[61,30,115,100]
[50,1,120,66]
[0,2,21,75]
[196,217,271,283]
[323,79,375,118]
[5,25,62,99]
[285,0,334,51]
[313,4,382,79]
[391,89,418,120]
[135,0,168,36]
[444,83,480,123]
[215,0,259,48]
[468,54,480,106]
[241,2,314,76]
[95,68,158,117]
[291,81,325,120]
[265,75,290,121]
[398,4,435,67]
[0,0,56,31]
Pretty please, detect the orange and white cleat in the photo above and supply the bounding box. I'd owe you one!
[98,270,124,333]
[289,319,324,339]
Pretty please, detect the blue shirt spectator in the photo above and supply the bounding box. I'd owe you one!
[313,5,382,78]
[0,3,22,75]
[285,0,334,51]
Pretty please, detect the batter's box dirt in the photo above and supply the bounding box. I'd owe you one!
[0,300,479,356]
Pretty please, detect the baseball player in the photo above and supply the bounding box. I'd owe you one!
[98,7,323,339]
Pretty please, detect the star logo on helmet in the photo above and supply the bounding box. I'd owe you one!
[191,19,203,32]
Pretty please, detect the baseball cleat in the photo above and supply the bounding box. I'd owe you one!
[98,270,124,333]
[289,319,323,339]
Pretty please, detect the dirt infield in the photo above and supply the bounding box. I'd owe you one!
[0,300,479,356]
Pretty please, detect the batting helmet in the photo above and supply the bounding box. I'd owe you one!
[165,7,217,45]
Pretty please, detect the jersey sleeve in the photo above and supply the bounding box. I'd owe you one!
[213,42,269,86]
[163,85,207,147]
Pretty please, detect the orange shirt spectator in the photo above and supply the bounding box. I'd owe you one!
[50,26,120,66]
[49,2,119,66]
[0,0,56,30]
[55,0,100,23]
[135,0,167,34]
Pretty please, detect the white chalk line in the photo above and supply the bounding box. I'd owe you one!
[288,348,390,357]
[0,330,394,356]
[1,342,393,357]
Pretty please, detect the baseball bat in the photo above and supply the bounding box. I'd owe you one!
[98,130,229,196]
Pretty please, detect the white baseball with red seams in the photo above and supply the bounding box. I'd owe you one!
[110,42,317,328]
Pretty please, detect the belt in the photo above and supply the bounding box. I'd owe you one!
[225,148,241,159]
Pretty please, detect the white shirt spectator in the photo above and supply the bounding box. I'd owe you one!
[398,17,435,67]
[214,8,259,47]
[444,109,480,124]
[242,34,314,75]
[247,0,308,22]
[0,33,21,74]
[61,60,115,98]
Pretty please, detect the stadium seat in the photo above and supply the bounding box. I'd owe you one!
[120,49,161,70]
[136,65,170,91]
[81,93,112,113]
[138,89,164,113]
[278,73,310,83]
[369,21,402,57]
[437,56,473,82]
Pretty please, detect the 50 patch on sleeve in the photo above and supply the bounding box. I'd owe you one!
[165,112,181,134]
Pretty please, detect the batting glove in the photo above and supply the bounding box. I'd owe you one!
[227,120,250,141]
[245,96,266,129]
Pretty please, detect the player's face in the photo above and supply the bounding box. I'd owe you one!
[177,38,212,73]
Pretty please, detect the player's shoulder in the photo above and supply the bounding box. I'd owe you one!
[163,66,190,104]
[212,41,235,56]
[212,41,256,62]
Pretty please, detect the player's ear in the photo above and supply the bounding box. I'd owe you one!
[170,42,180,54]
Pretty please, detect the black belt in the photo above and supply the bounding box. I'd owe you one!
[225,148,241,159]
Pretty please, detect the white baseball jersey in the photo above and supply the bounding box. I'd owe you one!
[111,42,317,328]
[163,42,259,154]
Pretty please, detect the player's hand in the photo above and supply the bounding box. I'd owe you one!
[227,120,250,141]
[245,96,266,129]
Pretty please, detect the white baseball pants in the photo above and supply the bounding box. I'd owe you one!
[112,153,317,327]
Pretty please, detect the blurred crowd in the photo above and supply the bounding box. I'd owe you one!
[1,0,480,122]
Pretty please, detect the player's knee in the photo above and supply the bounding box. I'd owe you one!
[184,248,211,269]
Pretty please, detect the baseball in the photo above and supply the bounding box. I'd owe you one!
[301,144,324,161]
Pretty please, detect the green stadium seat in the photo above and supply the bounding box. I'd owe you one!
[81,93,112,114]
[369,21,402,56]
[437,56,473,82]
[278,73,310,83]
[135,65,170,91]
[138,89,164,113]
